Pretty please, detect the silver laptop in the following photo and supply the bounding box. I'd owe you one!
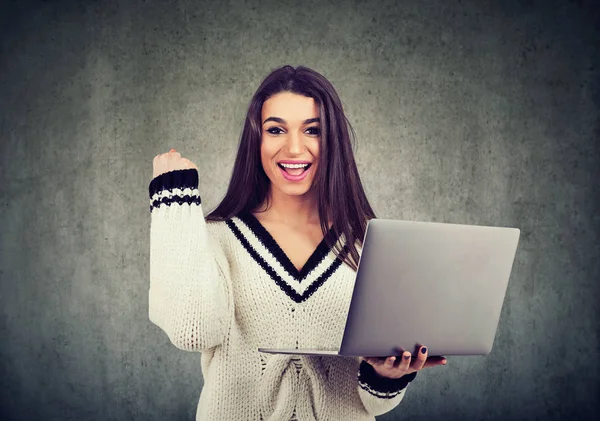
[258,219,520,357]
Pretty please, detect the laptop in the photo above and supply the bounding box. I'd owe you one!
[258,219,520,358]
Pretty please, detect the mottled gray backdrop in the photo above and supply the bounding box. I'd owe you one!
[1,0,598,420]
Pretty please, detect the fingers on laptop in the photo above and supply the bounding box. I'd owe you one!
[399,351,411,370]
[362,347,447,370]
[411,346,428,370]
[413,346,448,368]
[384,356,396,368]
[423,356,448,368]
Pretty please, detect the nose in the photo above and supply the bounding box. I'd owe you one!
[285,131,304,155]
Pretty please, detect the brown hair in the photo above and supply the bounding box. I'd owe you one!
[206,65,375,270]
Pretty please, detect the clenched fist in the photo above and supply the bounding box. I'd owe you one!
[153,149,198,178]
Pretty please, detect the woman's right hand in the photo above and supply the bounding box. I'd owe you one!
[153,148,198,178]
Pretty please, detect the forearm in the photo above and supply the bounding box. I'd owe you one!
[148,169,232,351]
[357,360,417,416]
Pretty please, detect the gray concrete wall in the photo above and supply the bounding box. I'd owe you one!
[1,0,598,420]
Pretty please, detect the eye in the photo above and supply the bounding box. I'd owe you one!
[266,127,284,135]
[305,126,320,136]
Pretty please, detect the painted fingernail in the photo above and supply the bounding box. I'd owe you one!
[404,354,410,360]
[421,347,427,354]
[390,357,396,363]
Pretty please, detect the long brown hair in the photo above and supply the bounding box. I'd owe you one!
[206,65,375,271]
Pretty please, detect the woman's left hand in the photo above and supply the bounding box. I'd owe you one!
[361,345,447,379]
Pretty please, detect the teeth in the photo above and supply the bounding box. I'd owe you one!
[280,163,309,169]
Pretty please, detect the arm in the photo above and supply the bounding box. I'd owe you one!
[148,168,232,352]
[357,360,417,416]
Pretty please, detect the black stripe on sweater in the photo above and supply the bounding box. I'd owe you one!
[148,169,201,212]
[150,195,201,212]
[357,361,417,398]
[237,212,335,282]
[225,219,343,303]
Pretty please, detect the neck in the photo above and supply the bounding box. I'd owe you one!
[256,187,320,227]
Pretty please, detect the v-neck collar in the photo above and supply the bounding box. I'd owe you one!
[236,212,338,282]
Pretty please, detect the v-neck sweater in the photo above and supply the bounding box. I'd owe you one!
[148,169,416,421]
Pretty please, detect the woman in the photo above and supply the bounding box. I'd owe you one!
[148,65,446,421]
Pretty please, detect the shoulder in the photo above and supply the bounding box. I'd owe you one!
[205,218,234,241]
[203,218,241,273]
[205,216,249,251]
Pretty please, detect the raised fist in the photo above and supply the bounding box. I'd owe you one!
[153,149,198,178]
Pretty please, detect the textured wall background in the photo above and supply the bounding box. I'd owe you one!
[1,0,598,420]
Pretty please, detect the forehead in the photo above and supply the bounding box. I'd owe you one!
[261,92,319,121]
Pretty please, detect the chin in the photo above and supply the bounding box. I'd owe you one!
[275,182,315,197]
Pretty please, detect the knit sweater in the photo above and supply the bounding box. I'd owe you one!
[148,169,416,421]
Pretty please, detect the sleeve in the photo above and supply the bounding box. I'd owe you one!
[148,168,233,352]
[357,360,417,416]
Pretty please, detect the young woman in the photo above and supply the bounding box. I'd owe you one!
[148,65,446,421]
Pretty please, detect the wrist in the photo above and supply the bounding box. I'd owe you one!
[358,360,417,394]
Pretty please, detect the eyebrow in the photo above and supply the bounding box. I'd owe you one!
[262,117,320,125]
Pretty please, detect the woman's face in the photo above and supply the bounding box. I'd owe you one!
[260,91,321,198]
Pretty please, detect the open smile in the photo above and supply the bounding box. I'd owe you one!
[277,161,313,182]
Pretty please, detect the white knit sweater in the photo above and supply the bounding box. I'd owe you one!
[148,169,416,421]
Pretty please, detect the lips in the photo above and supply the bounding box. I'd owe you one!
[278,164,311,175]
[277,161,313,182]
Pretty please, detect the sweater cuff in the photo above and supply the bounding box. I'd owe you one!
[358,360,417,395]
[149,169,199,198]
[148,169,201,212]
